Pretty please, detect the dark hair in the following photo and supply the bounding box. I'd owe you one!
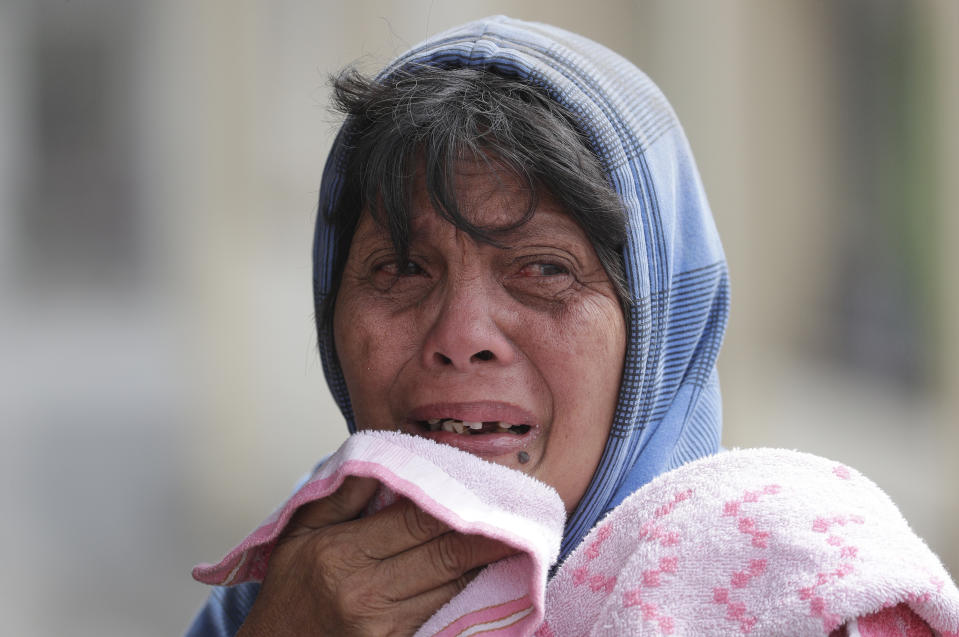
[322,64,629,326]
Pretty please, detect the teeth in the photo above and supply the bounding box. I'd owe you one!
[441,419,466,434]
[425,418,527,434]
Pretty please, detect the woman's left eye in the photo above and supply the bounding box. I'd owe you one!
[396,260,425,276]
[518,262,569,277]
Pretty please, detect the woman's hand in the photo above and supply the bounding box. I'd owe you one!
[236,476,517,637]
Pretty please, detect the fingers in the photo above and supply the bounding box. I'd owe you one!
[286,475,380,536]
[250,473,521,637]
[385,567,484,635]
[382,531,519,600]
[351,498,451,559]
[264,487,519,636]
[281,476,518,609]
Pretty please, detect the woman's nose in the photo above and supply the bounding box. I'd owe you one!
[420,279,514,371]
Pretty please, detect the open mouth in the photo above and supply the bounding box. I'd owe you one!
[414,418,532,435]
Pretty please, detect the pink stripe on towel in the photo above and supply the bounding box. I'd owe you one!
[434,595,533,637]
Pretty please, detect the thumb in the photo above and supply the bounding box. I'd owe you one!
[287,475,381,534]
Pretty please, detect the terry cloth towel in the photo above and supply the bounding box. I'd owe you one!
[540,448,959,636]
[192,431,566,637]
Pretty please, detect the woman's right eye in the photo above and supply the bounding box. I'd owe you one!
[377,260,424,277]
[369,258,431,296]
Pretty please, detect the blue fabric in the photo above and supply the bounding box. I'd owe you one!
[184,582,260,637]
[186,15,728,635]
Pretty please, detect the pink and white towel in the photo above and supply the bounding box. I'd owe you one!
[193,431,567,636]
[194,436,959,636]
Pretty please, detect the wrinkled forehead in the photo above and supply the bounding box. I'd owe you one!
[403,157,551,233]
[407,199,589,249]
[350,163,588,256]
[353,205,593,259]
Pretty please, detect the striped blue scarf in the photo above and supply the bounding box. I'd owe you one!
[313,15,729,564]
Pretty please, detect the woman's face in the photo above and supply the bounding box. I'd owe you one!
[333,164,626,512]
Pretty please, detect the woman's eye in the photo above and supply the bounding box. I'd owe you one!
[369,259,428,293]
[377,260,425,277]
[508,260,576,301]
[518,262,569,277]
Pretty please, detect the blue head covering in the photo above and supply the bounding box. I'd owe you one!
[312,16,730,562]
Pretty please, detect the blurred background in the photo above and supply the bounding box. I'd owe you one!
[0,1,956,634]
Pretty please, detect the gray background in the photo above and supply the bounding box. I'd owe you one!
[1,1,956,635]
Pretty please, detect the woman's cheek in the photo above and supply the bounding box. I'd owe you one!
[343,313,415,423]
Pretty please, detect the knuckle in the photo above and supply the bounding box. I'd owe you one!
[336,582,398,635]
[336,582,366,610]
[401,503,442,541]
[325,483,359,519]
[307,527,343,561]
[285,500,327,535]
[432,533,471,576]
[453,567,479,592]
[336,581,381,615]
[306,527,367,580]
[327,476,378,521]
